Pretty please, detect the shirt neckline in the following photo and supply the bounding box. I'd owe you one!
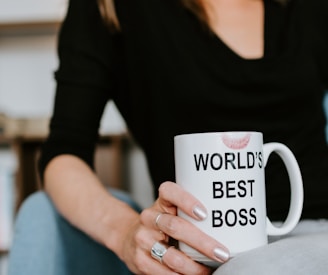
[208,0,269,63]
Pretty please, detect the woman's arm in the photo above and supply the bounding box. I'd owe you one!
[39,0,140,265]
[43,154,139,257]
[44,155,229,275]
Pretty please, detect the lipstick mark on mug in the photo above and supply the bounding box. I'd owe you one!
[222,133,251,150]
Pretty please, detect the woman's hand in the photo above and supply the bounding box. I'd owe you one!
[119,181,230,275]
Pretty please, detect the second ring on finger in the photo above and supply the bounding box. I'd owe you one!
[153,212,184,239]
[155,212,163,229]
[150,241,211,274]
[154,213,170,242]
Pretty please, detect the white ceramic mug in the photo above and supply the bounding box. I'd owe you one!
[174,132,304,266]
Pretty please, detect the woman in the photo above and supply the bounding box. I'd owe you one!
[8,0,328,274]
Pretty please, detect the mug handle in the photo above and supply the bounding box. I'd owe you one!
[263,143,304,236]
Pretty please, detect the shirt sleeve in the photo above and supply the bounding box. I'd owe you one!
[38,0,122,182]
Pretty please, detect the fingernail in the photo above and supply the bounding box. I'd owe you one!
[214,247,230,262]
[193,205,207,220]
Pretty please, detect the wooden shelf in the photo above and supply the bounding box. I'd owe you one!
[0,20,60,29]
[0,249,8,255]
[0,20,61,35]
[0,133,130,212]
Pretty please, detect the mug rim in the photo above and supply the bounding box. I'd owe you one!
[174,131,263,140]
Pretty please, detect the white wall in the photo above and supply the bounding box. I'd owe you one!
[0,30,128,133]
[0,0,64,118]
[0,0,67,23]
[0,0,131,133]
[0,33,57,118]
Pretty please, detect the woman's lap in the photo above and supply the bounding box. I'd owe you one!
[213,220,328,275]
[8,191,328,275]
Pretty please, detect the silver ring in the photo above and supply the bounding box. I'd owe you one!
[151,241,168,264]
[155,213,163,228]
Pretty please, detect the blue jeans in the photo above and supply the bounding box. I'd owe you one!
[8,190,140,275]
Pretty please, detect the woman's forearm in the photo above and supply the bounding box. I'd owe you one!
[43,154,139,258]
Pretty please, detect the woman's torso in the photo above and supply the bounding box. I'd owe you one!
[112,0,328,220]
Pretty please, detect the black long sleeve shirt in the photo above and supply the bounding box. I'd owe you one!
[39,0,328,221]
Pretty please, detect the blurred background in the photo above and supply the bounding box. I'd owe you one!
[1,1,328,275]
[0,1,153,274]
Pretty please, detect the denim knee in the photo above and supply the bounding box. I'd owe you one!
[8,191,65,275]
[8,191,134,275]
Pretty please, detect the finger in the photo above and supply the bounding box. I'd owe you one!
[156,213,230,263]
[149,241,211,275]
[140,208,228,269]
[158,181,208,221]
[134,224,168,251]
[140,208,174,245]
[141,208,229,263]
[140,208,164,229]
[163,246,212,275]
[136,249,180,275]
[134,228,179,275]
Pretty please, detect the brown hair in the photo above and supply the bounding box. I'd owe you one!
[180,0,208,26]
[97,0,208,30]
[97,0,288,31]
[97,0,120,30]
